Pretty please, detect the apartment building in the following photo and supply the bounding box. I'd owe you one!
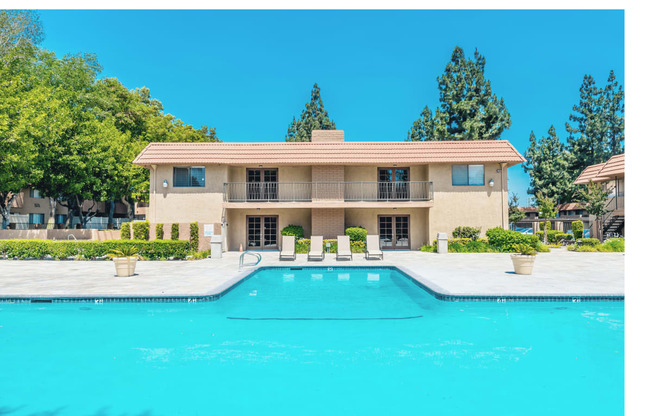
[133,130,525,250]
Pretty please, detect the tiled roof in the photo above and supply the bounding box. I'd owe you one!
[574,154,625,185]
[558,202,585,211]
[133,140,526,166]
[518,207,538,212]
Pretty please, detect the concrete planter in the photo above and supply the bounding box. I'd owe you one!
[510,254,536,275]
[113,257,138,277]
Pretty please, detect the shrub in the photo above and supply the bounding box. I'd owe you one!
[601,238,625,252]
[120,222,131,240]
[578,238,600,247]
[189,222,199,252]
[132,221,150,241]
[190,249,211,260]
[555,234,573,243]
[513,243,537,255]
[0,239,191,260]
[295,238,349,254]
[440,238,494,253]
[155,223,164,240]
[535,229,565,242]
[572,220,584,240]
[281,224,304,239]
[420,244,436,253]
[171,223,179,240]
[486,227,538,252]
[345,226,368,242]
[452,226,480,240]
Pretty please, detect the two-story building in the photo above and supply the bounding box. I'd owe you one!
[133,130,525,251]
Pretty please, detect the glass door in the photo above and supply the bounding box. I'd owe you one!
[247,216,278,249]
[378,215,410,249]
[378,168,410,200]
[246,169,278,201]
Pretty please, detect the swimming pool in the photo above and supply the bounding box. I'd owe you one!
[0,267,623,415]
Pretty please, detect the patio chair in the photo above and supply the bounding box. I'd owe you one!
[336,235,352,260]
[279,235,296,260]
[307,236,325,261]
[365,235,384,260]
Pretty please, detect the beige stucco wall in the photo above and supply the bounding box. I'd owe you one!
[225,208,311,251]
[345,208,429,250]
[428,162,508,240]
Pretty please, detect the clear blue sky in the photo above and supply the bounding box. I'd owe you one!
[38,9,624,205]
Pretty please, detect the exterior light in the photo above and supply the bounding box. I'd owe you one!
[163,180,168,188]
[489,179,495,187]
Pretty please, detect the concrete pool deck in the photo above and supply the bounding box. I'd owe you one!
[0,249,624,300]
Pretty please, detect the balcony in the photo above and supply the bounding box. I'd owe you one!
[223,182,433,203]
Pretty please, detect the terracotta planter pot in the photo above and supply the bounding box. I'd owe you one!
[113,257,138,277]
[510,254,536,275]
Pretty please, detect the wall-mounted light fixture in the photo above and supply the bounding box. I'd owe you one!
[163,180,168,188]
[496,168,502,173]
[488,179,495,187]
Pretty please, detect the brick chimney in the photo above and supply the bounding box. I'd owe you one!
[311,130,344,143]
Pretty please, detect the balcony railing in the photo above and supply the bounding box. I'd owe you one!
[223,182,434,203]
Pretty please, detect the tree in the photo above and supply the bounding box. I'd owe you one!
[0,10,44,62]
[602,70,624,156]
[508,193,525,226]
[577,181,609,241]
[285,83,336,142]
[407,46,511,141]
[535,192,558,245]
[523,126,575,204]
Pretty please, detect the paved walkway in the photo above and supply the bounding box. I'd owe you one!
[0,249,623,299]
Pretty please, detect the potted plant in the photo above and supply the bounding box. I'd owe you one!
[107,246,141,277]
[510,243,537,275]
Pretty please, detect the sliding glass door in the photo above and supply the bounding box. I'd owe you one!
[246,216,278,249]
[378,215,410,249]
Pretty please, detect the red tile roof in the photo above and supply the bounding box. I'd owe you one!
[133,140,526,166]
[574,154,625,185]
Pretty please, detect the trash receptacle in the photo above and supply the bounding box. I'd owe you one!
[437,233,448,254]
[210,235,223,259]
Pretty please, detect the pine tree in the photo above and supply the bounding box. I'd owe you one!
[285,83,336,142]
[523,126,575,204]
[602,70,624,156]
[407,46,511,141]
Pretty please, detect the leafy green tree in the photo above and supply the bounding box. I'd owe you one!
[508,193,525,226]
[577,181,609,241]
[285,83,336,142]
[0,10,43,62]
[408,46,511,141]
[535,192,558,245]
[523,126,575,204]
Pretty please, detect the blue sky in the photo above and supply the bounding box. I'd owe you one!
[39,9,624,205]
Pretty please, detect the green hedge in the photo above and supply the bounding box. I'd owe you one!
[572,220,584,240]
[535,229,565,242]
[0,239,191,260]
[189,222,199,252]
[577,238,600,247]
[345,227,368,242]
[567,238,624,253]
[171,223,179,240]
[452,226,480,240]
[155,223,164,240]
[132,221,150,240]
[120,222,131,240]
[281,225,304,239]
[486,227,539,252]
[295,238,365,254]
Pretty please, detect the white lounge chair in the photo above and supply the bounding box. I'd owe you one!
[337,235,352,260]
[279,235,296,260]
[365,235,384,260]
[307,236,325,261]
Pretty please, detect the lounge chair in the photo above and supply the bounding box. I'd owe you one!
[365,235,384,260]
[336,235,352,260]
[307,236,325,261]
[279,235,296,260]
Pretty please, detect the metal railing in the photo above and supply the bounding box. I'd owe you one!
[239,251,262,271]
[224,181,433,203]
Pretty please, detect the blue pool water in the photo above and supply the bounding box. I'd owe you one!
[0,267,623,415]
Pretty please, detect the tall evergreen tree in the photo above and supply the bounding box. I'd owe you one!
[523,126,575,204]
[285,83,336,142]
[407,46,511,141]
[602,70,624,156]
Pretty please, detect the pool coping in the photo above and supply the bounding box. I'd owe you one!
[0,265,624,304]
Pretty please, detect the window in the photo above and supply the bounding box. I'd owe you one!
[452,164,485,186]
[29,213,45,224]
[29,189,43,198]
[173,167,205,187]
[55,215,67,224]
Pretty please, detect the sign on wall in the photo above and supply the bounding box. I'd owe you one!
[204,224,214,237]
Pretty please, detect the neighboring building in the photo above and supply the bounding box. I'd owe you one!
[7,188,143,229]
[573,153,625,237]
[133,130,525,251]
[513,203,592,236]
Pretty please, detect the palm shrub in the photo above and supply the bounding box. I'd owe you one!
[452,226,480,240]
[155,223,164,240]
[281,225,304,239]
[513,243,538,256]
[572,220,584,240]
[345,226,367,242]
[171,223,179,240]
[120,222,131,240]
[132,221,150,240]
[189,222,199,252]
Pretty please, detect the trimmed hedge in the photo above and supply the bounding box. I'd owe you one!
[120,222,131,240]
[345,227,368,242]
[189,222,199,252]
[452,226,480,240]
[486,227,539,252]
[155,223,164,240]
[295,238,365,254]
[572,220,584,240]
[577,238,600,247]
[132,221,150,241]
[535,229,565,242]
[281,225,304,239]
[171,223,179,240]
[567,238,624,252]
[0,239,191,260]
